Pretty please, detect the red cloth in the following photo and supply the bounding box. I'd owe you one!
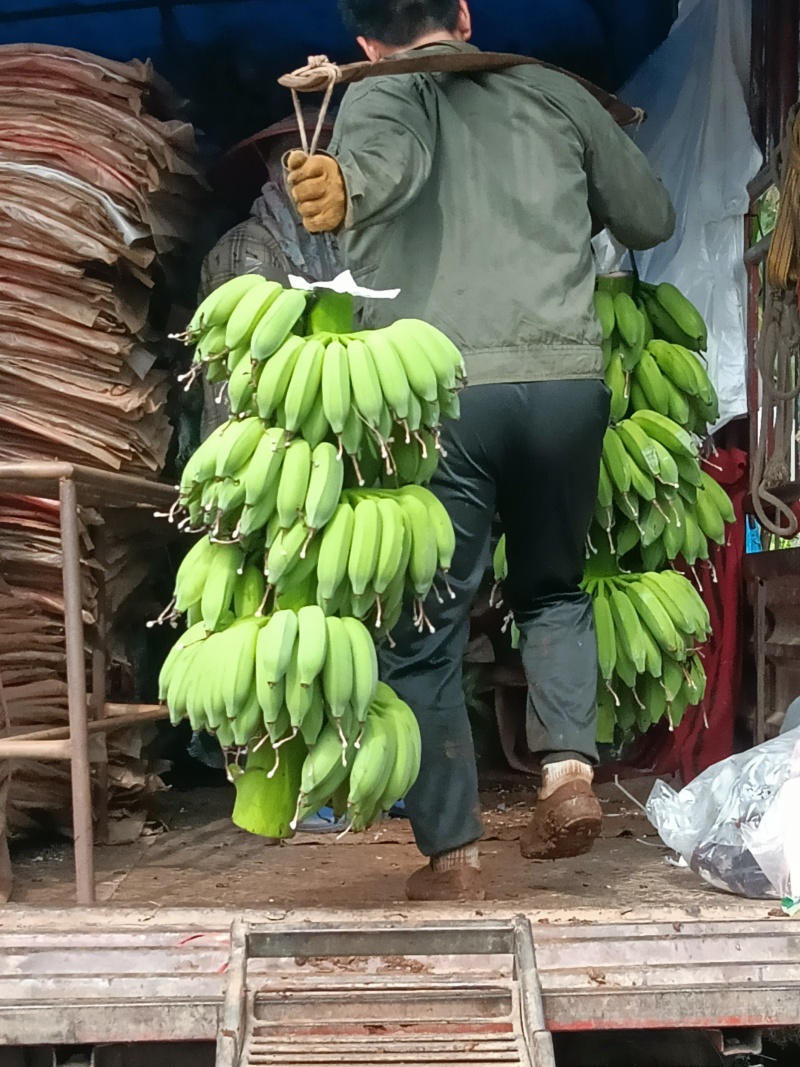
[621,448,748,783]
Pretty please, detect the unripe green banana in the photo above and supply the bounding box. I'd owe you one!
[159,621,209,701]
[400,485,455,571]
[256,608,298,691]
[304,442,344,533]
[296,605,328,688]
[299,391,331,449]
[608,584,647,675]
[623,579,684,656]
[194,323,228,365]
[630,410,697,460]
[251,288,308,362]
[321,616,354,721]
[347,712,393,830]
[285,644,314,728]
[265,523,306,586]
[386,321,439,401]
[602,427,633,496]
[373,497,406,596]
[222,618,262,718]
[341,616,378,723]
[390,319,461,390]
[295,722,354,824]
[347,337,384,428]
[174,535,216,613]
[317,502,355,601]
[238,476,280,538]
[182,420,234,489]
[225,280,282,351]
[348,498,382,596]
[653,283,707,351]
[227,355,256,416]
[188,274,265,334]
[244,427,286,506]
[215,416,264,479]
[593,290,616,340]
[339,404,364,459]
[321,339,352,434]
[363,329,411,419]
[614,292,644,350]
[605,352,628,422]
[400,493,439,598]
[699,469,736,524]
[284,338,326,433]
[201,543,242,631]
[234,563,267,617]
[256,334,305,419]
[276,439,312,529]
[405,391,423,433]
[592,585,616,683]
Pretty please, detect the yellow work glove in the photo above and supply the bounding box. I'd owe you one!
[285,150,347,234]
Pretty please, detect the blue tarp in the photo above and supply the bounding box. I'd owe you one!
[0,1,676,150]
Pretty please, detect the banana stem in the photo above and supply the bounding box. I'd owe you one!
[413,432,428,459]
[605,680,621,707]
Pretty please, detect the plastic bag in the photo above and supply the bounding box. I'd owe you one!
[646,727,800,900]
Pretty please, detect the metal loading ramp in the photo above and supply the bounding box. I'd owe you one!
[215,916,556,1067]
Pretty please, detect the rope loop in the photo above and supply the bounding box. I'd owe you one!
[284,56,342,155]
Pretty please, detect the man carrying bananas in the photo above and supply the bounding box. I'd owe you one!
[287,0,675,901]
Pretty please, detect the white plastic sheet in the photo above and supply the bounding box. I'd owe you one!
[647,726,800,900]
[594,0,762,429]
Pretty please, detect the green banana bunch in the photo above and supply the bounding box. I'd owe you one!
[311,486,453,632]
[181,274,269,340]
[587,571,710,742]
[160,284,471,841]
[597,275,715,434]
[588,414,733,572]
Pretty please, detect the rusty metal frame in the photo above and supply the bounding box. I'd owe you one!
[0,462,176,905]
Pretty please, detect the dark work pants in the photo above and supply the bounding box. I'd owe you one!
[379,380,611,857]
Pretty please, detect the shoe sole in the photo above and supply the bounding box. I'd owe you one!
[520,813,602,861]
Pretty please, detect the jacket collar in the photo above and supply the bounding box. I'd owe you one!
[389,40,479,61]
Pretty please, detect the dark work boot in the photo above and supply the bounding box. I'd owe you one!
[405,844,486,901]
[520,760,602,860]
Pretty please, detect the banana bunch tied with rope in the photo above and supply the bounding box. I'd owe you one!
[156,277,466,839]
[591,412,736,574]
[595,276,717,433]
[586,572,711,743]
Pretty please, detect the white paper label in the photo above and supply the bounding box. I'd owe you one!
[288,270,400,300]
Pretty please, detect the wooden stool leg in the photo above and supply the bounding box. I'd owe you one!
[59,476,95,905]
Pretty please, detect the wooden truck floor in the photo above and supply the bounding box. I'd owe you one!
[9,776,776,919]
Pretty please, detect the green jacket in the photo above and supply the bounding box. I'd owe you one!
[329,42,675,385]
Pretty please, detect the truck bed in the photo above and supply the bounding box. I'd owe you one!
[9,776,774,920]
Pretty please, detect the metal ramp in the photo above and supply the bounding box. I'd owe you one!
[216,916,556,1067]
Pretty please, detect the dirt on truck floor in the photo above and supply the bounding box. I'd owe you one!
[6,776,776,919]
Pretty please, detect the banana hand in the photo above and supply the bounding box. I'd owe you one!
[285,150,347,234]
